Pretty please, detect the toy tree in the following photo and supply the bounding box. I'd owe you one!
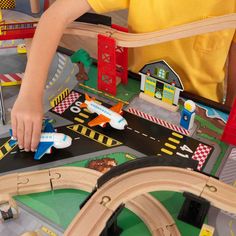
[70,49,93,81]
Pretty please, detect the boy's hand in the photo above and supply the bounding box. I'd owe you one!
[9,0,91,152]
[11,94,43,152]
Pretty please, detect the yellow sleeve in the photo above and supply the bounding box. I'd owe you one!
[87,0,129,13]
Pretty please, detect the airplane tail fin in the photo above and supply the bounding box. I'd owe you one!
[9,129,17,147]
[81,93,96,108]
[9,139,17,147]
[85,93,96,101]
[85,93,92,101]
[44,121,55,133]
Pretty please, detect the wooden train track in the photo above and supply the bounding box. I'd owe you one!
[0,167,180,236]
[1,164,236,236]
[2,13,236,46]
[64,166,236,236]
[65,13,236,47]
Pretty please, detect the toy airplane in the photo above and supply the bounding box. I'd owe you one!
[9,122,72,160]
[80,94,128,130]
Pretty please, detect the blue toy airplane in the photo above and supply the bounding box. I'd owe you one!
[9,122,72,160]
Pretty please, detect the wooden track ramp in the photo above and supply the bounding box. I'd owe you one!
[65,166,236,236]
[4,13,236,48]
[64,13,236,47]
[0,167,180,236]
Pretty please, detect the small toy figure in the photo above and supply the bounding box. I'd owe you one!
[88,157,117,173]
[0,195,18,223]
[180,100,196,130]
[17,44,27,54]
[199,224,215,236]
[9,121,72,160]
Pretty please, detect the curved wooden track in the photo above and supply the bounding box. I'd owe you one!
[3,13,236,47]
[1,166,235,235]
[0,167,180,236]
[64,13,236,47]
[65,166,236,236]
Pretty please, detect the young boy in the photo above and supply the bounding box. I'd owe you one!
[11,0,236,152]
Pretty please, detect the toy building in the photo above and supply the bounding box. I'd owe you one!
[139,60,184,111]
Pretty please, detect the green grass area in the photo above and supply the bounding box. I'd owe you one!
[15,153,202,235]
[80,65,140,103]
[195,116,223,135]
[84,64,98,89]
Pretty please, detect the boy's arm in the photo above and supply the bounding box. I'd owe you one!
[226,42,236,107]
[11,0,91,151]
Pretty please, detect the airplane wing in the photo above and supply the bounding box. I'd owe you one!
[34,142,54,160]
[110,102,123,113]
[85,93,92,101]
[88,114,110,127]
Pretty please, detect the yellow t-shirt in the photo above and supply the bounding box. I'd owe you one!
[87,0,236,102]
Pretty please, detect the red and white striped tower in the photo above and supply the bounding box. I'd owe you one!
[97,25,128,95]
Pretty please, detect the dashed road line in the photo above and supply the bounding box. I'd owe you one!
[161,148,173,155]
[79,113,89,119]
[74,117,84,123]
[165,143,176,150]
[168,137,180,144]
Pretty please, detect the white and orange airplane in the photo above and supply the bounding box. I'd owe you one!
[80,94,128,130]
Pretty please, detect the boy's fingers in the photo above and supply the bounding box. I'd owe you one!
[31,122,42,151]
[24,122,33,152]
[17,120,24,149]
